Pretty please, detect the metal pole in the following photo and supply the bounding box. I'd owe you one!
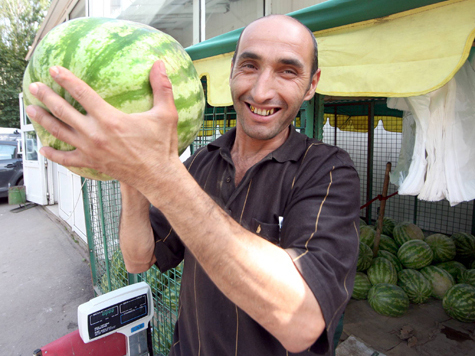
[97,181,112,291]
[314,94,325,141]
[82,178,100,295]
[366,102,375,223]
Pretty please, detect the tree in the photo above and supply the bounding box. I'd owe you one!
[0,0,50,128]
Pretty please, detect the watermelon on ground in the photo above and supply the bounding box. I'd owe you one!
[420,266,455,300]
[352,272,372,300]
[357,242,373,272]
[436,261,467,282]
[458,269,475,286]
[424,233,456,263]
[442,284,475,323]
[22,17,205,180]
[397,239,433,270]
[367,257,398,285]
[379,234,399,255]
[360,225,375,248]
[368,283,409,317]
[374,217,396,237]
[377,250,403,273]
[451,232,475,265]
[393,222,424,247]
[360,218,367,226]
[397,269,432,304]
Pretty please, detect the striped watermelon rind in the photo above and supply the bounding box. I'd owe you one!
[458,269,475,286]
[367,257,397,285]
[357,242,373,272]
[442,284,475,323]
[420,266,455,300]
[397,240,433,270]
[377,250,403,273]
[359,225,375,248]
[424,233,456,263]
[352,272,372,300]
[450,232,475,262]
[393,222,424,247]
[379,234,399,255]
[374,217,396,237]
[436,261,467,282]
[397,269,432,304]
[368,283,409,317]
[23,17,205,180]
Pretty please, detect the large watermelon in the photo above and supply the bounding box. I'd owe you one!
[397,240,433,270]
[359,225,375,248]
[420,266,455,300]
[436,261,467,282]
[379,234,399,255]
[23,17,205,180]
[367,257,397,285]
[397,269,432,304]
[393,222,424,247]
[352,272,372,300]
[368,283,409,317]
[424,233,456,263]
[450,232,475,264]
[458,269,475,286]
[357,242,373,272]
[374,217,396,237]
[442,284,475,323]
[377,250,403,273]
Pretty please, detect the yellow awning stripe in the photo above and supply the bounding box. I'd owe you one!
[315,0,475,97]
[192,0,475,106]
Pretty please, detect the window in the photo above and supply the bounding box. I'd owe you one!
[0,144,16,160]
[205,0,264,40]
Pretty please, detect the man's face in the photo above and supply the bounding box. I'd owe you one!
[229,17,320,142]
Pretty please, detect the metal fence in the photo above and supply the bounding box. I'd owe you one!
[320,98,475,235]
[82,95,474,355]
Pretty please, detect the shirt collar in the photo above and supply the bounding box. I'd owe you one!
[207,125,310,163]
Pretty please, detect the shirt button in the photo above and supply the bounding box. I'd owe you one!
[226,177,231,183]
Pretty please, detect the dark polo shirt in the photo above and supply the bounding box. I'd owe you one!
[150,126,360,356]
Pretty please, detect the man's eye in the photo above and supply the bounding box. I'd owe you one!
[283,69,297,75]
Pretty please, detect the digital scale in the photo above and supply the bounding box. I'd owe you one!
[34,282,154,356]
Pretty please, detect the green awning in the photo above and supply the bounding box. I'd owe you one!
[186,0,475,106]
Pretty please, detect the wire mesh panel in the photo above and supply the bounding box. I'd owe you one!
[83,179,183,356]
[321,99,475,236]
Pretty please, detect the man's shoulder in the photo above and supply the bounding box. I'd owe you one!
[300,137,356,169]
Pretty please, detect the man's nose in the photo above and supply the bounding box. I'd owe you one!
[251,70,276,103]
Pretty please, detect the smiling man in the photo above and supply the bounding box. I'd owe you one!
[26,15,359,356]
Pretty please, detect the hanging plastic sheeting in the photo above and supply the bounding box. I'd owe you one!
[388,60,475,206]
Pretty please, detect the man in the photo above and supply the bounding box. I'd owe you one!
[26,15,359,355]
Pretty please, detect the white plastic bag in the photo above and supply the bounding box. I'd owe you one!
[387,60,475,206]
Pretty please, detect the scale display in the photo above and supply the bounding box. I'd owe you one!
[87,294,148,340]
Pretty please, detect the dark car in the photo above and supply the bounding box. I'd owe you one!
[0,140,23,198]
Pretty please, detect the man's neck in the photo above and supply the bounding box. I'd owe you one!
[230,126,290,185]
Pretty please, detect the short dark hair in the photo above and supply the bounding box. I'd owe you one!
[231,15,319,77]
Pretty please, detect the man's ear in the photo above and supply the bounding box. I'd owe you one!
[304,68,321,101]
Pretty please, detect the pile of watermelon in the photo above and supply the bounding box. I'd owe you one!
[354,217,475,323]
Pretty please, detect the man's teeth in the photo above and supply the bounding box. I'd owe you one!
[250,105,275,116]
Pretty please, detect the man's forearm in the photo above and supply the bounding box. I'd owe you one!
[140,162,325,353]
[119,184,156,273]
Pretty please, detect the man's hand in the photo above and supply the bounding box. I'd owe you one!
[26,60,181,191]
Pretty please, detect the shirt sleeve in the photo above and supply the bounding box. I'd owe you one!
[282,145,360,354]
[150,205,185,272]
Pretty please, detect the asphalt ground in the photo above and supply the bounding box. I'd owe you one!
[0,197,94,356]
